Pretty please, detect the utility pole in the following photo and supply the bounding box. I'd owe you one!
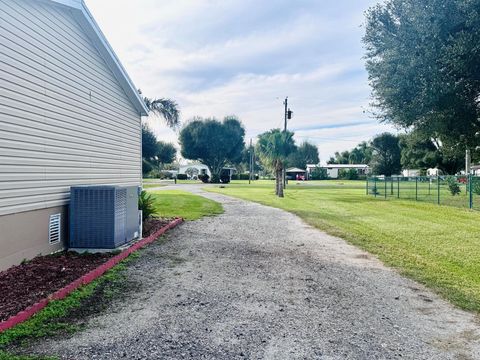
[282,97,292,189]
[283,97,288,188]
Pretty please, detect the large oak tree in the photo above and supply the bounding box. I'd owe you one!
[287,141,319,170]
[179,116,245,180]
[370,133,402,176]
[364,0,480,161]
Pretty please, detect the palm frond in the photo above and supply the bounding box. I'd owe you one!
[143,97,180,129]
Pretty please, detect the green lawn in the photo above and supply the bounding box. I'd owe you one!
[148,190,223,220]
[143,179,204,185]
[142,183,166,189]
[207,180,480,312]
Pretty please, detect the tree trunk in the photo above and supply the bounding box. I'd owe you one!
[275,168,279,195]
[276,162,284,198]
[278,168,284,197]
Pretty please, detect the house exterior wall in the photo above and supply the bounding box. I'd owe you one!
[0,205,67,271]
[402,169,421,177]
[0,0,142,267]
[326,168,339,179]
[311,166,370,179]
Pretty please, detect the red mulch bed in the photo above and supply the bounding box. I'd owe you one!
[0,218,174,323]
[0,252,115,322]
[142,217,172,237]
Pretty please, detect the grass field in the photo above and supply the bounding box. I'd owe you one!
[143,179,204,186]
[142,183,166,189]
[148,190,223,220]
[207,180,480,312]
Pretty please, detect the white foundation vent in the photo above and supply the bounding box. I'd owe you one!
[49,213,61,244]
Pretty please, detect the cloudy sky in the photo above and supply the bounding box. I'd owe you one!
[86,0,395,163]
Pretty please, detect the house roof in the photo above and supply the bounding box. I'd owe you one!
[47,0,149,116]
[179,164,209,169]
[322,164,369,169]
[286,167,306,173]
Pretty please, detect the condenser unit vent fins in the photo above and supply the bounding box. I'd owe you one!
[69,186,139,249]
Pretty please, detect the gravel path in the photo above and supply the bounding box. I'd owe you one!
[28,186,480,359]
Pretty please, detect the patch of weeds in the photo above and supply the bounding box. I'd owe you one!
[446,176,461,196]
[473,178,480,195]
[0,253,140,358]
[0,350,57,360]
[160,253,186,267]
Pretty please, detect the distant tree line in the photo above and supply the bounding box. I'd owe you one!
[328,132,466,176]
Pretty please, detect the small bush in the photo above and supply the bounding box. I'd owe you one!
[472,178,480,195]
[338,168,359,180]
[138,190,155,221]
[220,173,231,183]
[176,174,188,180]
[310,167,329,180]
[211,174,220,183]
[446,176,461,196]
[198,174,210,183]
[142,159,153,176]
[238,173,250,180]
[159,171,174,179]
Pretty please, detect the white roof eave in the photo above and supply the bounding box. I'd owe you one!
[48,0,149,116]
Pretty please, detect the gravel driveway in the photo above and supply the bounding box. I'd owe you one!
[29,186,480,359]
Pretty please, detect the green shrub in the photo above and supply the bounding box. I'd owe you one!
[198,174,210,183]
[338,168,359,180]
[220,173,231,183]
[211,174,220,183]
[138,190,156,221]
[176,174,188,180]
[446,176,461,196]
[142,159,153,176]
[472,178,480,195]
[309,167,329,180]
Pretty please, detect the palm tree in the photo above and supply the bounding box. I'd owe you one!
[139,90,180,129]
[257,129,296,197]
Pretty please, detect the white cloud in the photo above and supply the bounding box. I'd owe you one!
[85,0,392,160]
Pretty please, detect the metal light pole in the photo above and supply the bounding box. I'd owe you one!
[466,149,471,175]
[466,148,471,195]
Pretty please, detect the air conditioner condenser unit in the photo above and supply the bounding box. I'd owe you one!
[69,185,140,249]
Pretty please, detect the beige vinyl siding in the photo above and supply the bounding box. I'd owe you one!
[0,0,142,216]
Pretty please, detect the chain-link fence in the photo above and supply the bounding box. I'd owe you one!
[366,175,480,210]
